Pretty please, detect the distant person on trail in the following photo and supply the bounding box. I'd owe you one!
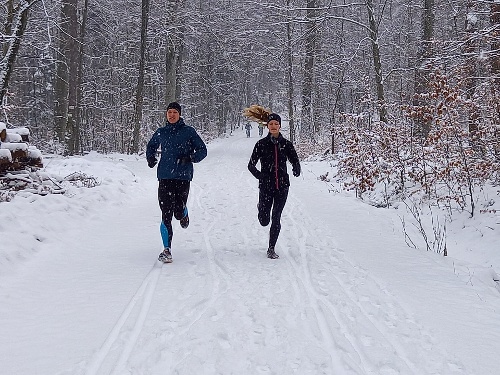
[244,105,301,259]
[245,122,252,137]
[258,123,264,137]
[146,101,207,263]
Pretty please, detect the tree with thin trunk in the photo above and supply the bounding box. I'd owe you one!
[365,0,387,123]
[74,0,88,155]
[285,0,295,143]
[131,0,149,154]
[463,0,479,143]
[490,3,500,160]
[0,0,39,108]
[164,0,183,105]
[301,0,319,135]
[412,0,435,137]
[54,0,79,154]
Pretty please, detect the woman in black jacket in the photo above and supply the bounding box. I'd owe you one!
[247,111,301,259]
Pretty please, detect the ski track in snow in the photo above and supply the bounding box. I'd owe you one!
[282,192,468,375]
[1,132,485,375]
[83,134,469,374]
[84,261,162,375]
[120,135,469,374]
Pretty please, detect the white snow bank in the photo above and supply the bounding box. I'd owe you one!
[0,142,28,151]
[0,148,11,161]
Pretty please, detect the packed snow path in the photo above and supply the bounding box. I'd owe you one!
[1,131,499,374]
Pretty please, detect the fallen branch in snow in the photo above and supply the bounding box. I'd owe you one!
[63,172,100,188]
[0,169,100,203]
[0,170,66,201]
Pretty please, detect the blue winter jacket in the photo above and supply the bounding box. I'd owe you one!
[146,118,207,181]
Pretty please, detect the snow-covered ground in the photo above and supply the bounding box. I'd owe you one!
[1,130,499,375]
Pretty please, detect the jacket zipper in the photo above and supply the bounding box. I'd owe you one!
[274,144,279,189]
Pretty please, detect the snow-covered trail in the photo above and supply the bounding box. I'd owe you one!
[1,131,499,375]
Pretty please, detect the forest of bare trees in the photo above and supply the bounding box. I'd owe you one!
[1,0,499,214]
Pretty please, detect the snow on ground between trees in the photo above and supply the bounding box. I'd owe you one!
[0,131,499,375]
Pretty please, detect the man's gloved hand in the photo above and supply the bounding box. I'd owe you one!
[177,155,192,165]
[147,156,157,168]
[292,165,300,177]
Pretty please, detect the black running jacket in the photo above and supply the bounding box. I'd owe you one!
[248,133,301,191]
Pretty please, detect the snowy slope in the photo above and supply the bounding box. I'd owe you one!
[1,131,499,375]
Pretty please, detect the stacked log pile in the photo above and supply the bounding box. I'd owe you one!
[0,122,43,174]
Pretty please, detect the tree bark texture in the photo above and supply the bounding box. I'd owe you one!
[301,0,318,135]
[74,0,89,155]
[366,0,387,123]
[54,0,79,154]
[164,0,182,106]
[286,1,295,143]
[412,0,435,138]
[0,1,36,107]
[132,0,149,154]
[464,0,479,141]
[491,3,500,160]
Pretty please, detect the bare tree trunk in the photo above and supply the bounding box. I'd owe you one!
[0,1,38,108]
[331,69,346,153]
[74,0,89,155]
[3,0,15,56]
[66,0,79,155]
[132,0,149,154]
[329,9,347,154]
[286,1,295,143]
[54,57,68,144]
[301,0,318,136]
[165,42,177,104]
[491,3,500,76]
[366,0,387,123]
[464,0,479,144]
[491,3,500,159]
[165,0,181,105]
[175,22,185,101]
[54,0,79,154]
[412,0,434,137]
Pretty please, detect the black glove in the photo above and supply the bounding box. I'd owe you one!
[292,165,300,177]
[147,156,157,168]
[177,155,192,165]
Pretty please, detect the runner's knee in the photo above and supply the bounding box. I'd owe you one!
[258,213,270,226]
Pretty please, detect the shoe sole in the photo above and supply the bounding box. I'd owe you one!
[180,217,189,229]
[158,254,173,263]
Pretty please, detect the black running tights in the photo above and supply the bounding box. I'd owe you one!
[258,187,289,248]
[158,179,190,247]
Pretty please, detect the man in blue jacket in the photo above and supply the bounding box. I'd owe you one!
[146,102,207,263]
